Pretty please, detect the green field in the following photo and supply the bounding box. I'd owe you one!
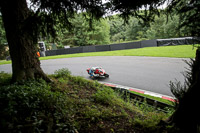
[0,45,197,65]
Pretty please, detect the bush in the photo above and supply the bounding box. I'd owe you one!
[93,87,116,105]
[170,59,194,104]
[0,71,11,85]
[54,68,71,78]
[0,79,75,132]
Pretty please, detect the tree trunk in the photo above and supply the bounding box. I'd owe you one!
[0,0,50,82]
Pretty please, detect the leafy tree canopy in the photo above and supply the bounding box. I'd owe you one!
[23,0,164,42]
[52,14,110,47]
[166,0,200,36]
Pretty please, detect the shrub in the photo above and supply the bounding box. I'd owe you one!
[54,68,71,78]
[170,59,195,104]
[93,87,117,105]
[0,79,75,132]
[0,71,11,85]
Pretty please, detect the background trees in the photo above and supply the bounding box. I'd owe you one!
[0,9,194,54]
[109,13,191,42]
[55,14,110,47]
[145,14,181,39]
[48,11,192,47]
[0,16,8,60]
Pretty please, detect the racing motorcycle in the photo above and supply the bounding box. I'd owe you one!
[87,67,109,79]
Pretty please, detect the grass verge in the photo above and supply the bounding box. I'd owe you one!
[0,45,197,65]
[0,69,177,133]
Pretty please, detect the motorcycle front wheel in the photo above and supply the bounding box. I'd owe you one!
[104,74,109,78]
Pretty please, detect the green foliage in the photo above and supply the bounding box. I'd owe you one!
[0,72,11,85]
[108,12,193,43]
[109,16,126,42]
[53,14,110,47]
[132,99,173,132]
[0,70,174,132]
[0,77,75,132]
[54,68,71,78]
[0,16,8,60]
[0,17,6,45]
[93,87,116,105]
[145,14,181,39]
[170,54,199,105]
[167,0,200,36]
[125,17,148,41]
[133,111,167,132]
[168,48,200,132]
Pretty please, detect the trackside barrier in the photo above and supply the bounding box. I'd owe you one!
[157,37,199,46]
[110,86,175,113]
[70,47,83,54]
[83,46,96,53]
[45,50,57,56]
[102,82,175,112]
[56,49,70,55]
[45,37,199,56]
[95,45,110,52]
[124,41,141,49]
[110,43,126,51]
[141,39,157,47]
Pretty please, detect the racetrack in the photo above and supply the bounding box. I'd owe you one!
[0,56,189,96]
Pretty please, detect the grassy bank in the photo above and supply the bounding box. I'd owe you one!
[0,69,176,133]
[0,45,197,65]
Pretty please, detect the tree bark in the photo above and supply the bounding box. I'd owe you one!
[0,0,50,82]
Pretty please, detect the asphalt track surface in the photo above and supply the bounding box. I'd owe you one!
[0,56,189,96]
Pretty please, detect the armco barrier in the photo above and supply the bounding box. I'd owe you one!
[56,49,70,55]
[141,39,157,47]
[171,38,186,45]
[95,45,110,52]
[157,39,172,46]
[110,43,126,51]
[45,50,57,56]
[193,37,200,44]
[124,41,141,49]
[70,47,83,54]
[185,37,194,44]
[82,46,96,53]
[156,37,199,46]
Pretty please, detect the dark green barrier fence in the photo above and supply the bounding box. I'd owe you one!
[45,37,199,56]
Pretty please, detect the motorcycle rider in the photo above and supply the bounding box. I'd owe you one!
[89,67,95,78]
[87,67,109,79]
[89,67,100,78]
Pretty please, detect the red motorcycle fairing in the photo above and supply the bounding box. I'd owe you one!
[86,67,109,78]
